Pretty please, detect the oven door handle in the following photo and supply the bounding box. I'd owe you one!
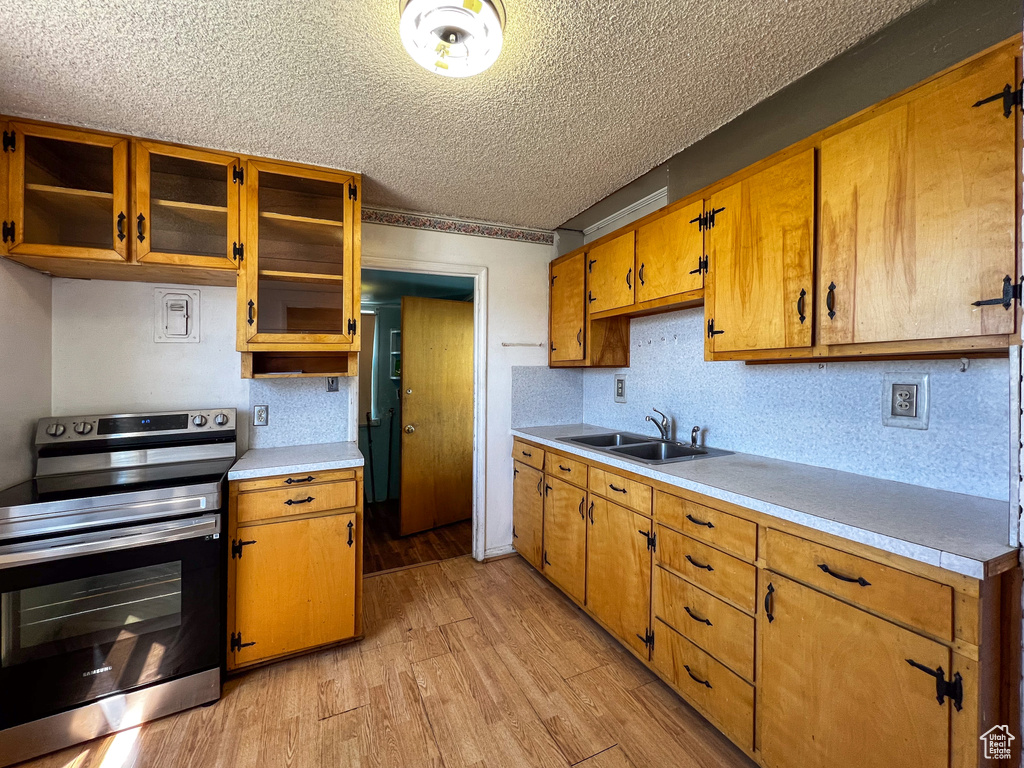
[0,514,221,569]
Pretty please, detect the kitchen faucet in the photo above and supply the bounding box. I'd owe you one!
[646,408,672,441]
[691,426,701,449]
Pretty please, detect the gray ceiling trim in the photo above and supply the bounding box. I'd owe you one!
[362,207,555,245]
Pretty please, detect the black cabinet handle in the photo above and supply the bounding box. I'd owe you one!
[764,582,775,623]
[684,606,713,627]
[284,496,314,506]
[588,502,594,524]
[578,497,585,520]
[136,213,146,242]
[537,477,543,495]
[797,288,807,324]
[817,563,870,587]
[685,513,714,529]
[609,484,627,494]
[285,476,314,485]
[826,282,837,319]
[347,520,354,547]
[117,212,126,242]
[684,665,712,689]
[247,299,255,327]
[576,328,582,346]
[626,268,632,290]
[685,554,713,572]
[638,263,645,286]
[558,464,571,472]
[521,450,532,457]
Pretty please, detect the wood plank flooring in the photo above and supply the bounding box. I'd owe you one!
[364,498,472,574]
[19,556,755,768]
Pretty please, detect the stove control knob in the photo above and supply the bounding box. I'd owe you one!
[46,423,66,438]
[193,415,208,427]
[214,413,229,427]
[74,422,94,435]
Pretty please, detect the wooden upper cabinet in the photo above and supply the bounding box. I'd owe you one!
[242,159,359,346]
[541,476,587,603]
[760,574,953,768]
[550,252,585,362]
[585,496,653,658]
[635,200,705,304]
[133,141,241,271]
[0,122,8,257]
[819,49,1018,347]
[6,122,128,262]
[587,231,635,313]
[512,462,544,569]
[705,150,815,356]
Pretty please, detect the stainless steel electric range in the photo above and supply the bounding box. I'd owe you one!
[0,409,236,767]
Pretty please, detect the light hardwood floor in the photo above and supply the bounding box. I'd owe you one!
[20,556,755,768]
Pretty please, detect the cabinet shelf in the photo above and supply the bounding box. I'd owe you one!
[150,198,228,228]
[257,270,345,285]
[25,183,113,200]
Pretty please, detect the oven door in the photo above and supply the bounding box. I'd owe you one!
[0,514,221,730]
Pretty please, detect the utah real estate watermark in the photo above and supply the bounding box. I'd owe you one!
[980,725,1015,760]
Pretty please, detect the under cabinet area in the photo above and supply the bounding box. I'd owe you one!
[227,467,363,671]
[510,437,1019,768]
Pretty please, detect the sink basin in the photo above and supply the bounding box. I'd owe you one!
[568,433,650,448]
[610,442,708,462]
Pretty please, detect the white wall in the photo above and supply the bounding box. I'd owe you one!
[0,260,52,488]
[362,223,554,558]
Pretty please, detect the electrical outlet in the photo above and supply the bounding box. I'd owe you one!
[614,375,627,403]
[326,377,339,392]
[253,405,269,427]
[881,373,929,430]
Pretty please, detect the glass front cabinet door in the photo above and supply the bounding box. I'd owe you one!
[133,142,241,271]
[241,160,359,347]
[6,123,129,262]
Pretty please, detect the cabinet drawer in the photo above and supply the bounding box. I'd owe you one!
[544,452,587,488]
[652,618,754,752]
[513,439,544,470]
[765,528,953,640]
[588,466,652,515]
[653,566,754,681]
[235,468,356,494]
[656,526,756,612]
[237,480,357,524]
[654,492,757,562]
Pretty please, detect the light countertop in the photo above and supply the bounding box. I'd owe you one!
[512,424,1018,580]
[229,442,364,481]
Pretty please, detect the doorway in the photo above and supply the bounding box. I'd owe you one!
[358,268,475,574]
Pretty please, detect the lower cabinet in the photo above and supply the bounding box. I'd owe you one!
[512,461,544,569]
[541,475,588,602]
[760,574,952,768]
[585,496,653,657]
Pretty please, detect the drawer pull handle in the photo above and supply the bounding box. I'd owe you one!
[817,563,870,587]
[685,554,713,572]
[764,582,775,623]
[588,502,594,524]
[684,665,712,689]
[684,606,713,627]
[347,520,354,547]
[559,464,571,472]
[826,281,837,319]
[609,484,627,494]
[285,476,314,485]
[522,450,532,457]
[284,496,315,506]
[578,498,585,520]
[685,513,714,529]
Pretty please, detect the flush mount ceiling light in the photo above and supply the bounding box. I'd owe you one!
[399,0,505,78]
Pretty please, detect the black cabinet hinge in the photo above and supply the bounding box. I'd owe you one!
[588,259,596,273]
[230,631,256,653]
[638,529,656,551]
[348,184,358,201]
[512,524,518,539]
[348,318,357,334]
[635,628,655,651]
[707,318,724,338]
[689,255,708,276]
[550,274,557,285]
[972,275,1021,310]
[1,221,14,243]
[231,538,256,559]
[232,165,244,184]
[690,207,725,231]
[233,242,244,262]
[973,84,1022,119]
[906,660,964,711]
[2,131,14,153]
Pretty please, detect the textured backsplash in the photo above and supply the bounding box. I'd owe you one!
[513,308,1012,501]
[248,378,352,449]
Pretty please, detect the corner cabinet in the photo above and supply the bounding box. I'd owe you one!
[237,160,362,379]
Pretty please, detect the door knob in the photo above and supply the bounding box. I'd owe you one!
[404,425,416,434]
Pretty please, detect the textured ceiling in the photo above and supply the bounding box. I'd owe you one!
[0,0,929,230]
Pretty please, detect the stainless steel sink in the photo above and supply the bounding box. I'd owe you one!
[567,432,650,448]
[561,432,728,465]
[610,442,708,461]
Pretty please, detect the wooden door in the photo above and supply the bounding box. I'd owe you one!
[585,496,653,657]
[819,49,1017,346]
[587,231,635,313]
[134,141,241,270]
[542,476,587,602]
[7,122,128,262]
[512,461,544,569]
[400,297,474,535]
[550,252,585,362]
[760,574,952,768]
[243,159,357,345]
[635,200,705,304]
[705,150,814,354]
[232,513,357,666]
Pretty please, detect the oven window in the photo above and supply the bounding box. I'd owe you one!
[1,562,182,668]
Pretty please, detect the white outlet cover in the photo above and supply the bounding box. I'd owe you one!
[881,372,929,430]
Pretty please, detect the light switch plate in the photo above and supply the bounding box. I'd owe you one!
[881,373,929,430]
[326,377,339,392]
[253,405,269,427]
[614,375,627,403]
